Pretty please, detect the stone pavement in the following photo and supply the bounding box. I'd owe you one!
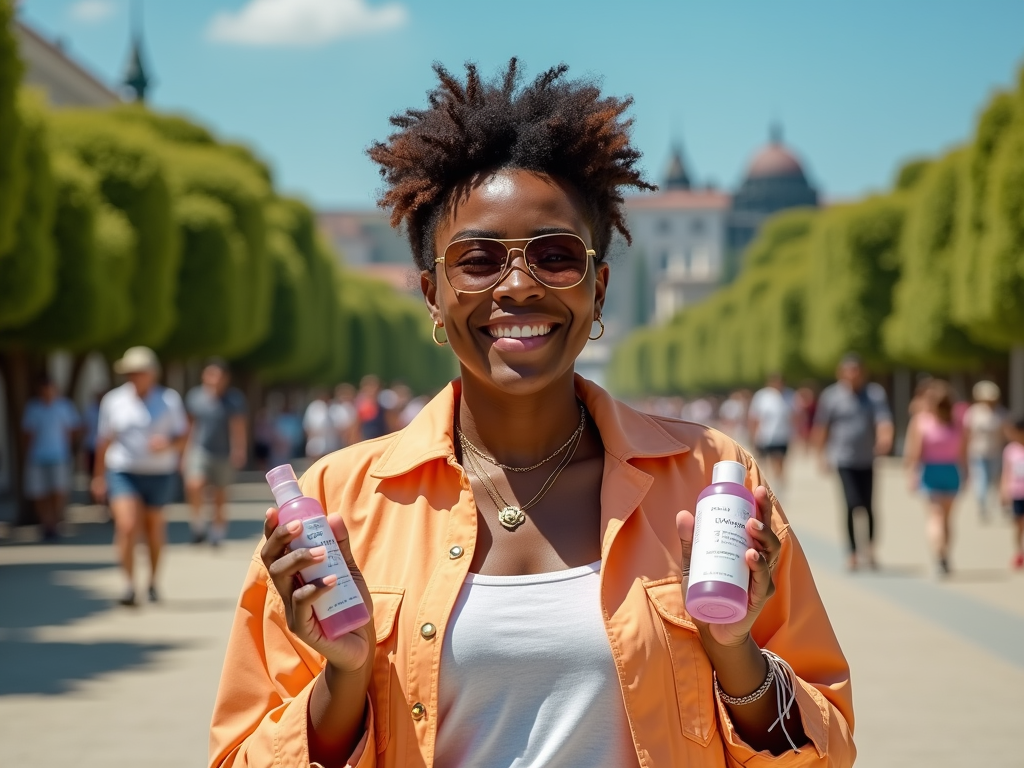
[1,457,1022,766]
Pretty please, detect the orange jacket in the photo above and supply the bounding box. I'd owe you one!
[210,377,855,768]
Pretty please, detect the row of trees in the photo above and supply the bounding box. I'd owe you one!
[608,64,1024,400]
[0,2,454,401]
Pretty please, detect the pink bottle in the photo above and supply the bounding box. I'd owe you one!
[685,460,756,623]
[266,465,371,640]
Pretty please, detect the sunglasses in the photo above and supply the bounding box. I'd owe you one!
[435,233,597,294]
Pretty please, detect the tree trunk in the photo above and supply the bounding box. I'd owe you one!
[0,347,38,525]
[1010,345,1024,417]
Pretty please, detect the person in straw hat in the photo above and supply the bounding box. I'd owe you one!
[91,347,188,606]
[963,380,1006,521]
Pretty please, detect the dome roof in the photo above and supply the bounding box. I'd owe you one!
[745,125,806,180]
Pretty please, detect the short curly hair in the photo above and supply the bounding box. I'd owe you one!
[367,59,655,272]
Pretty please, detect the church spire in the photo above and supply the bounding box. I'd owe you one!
[664,141,691,190]
[123,1,151,102]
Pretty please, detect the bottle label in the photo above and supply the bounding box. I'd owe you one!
[688,493,754,590]
[293,516,364,620]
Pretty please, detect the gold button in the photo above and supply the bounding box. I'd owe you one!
[420,622,437,639]
[449,545,464,559]
[411,702,426,720]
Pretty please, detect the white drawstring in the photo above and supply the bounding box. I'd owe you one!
[763,649,801,753]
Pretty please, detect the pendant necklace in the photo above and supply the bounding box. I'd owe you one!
[458,410,586,531]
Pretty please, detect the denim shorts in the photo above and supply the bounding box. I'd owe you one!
[920,463,961,496]
[106,471,178,508]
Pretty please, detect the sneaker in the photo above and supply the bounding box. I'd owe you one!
[1012,553,1024,570]
[119,588,137,607]
[938,556,951,576]
[209,524,226,548]
[191,528,207,545]
[148,585,159,603]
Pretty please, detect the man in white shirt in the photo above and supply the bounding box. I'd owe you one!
[748,373,796,489]
[92,347,188,606]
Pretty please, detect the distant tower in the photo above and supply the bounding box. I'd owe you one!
[122,1,151,102]
[663,142,692,190]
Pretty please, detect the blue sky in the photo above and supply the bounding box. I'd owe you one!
[16,0,1024,210]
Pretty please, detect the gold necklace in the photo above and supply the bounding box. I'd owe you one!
[456,403,586,472]
[459,423,583,531]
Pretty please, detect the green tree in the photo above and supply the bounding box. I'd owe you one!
[7,151,136,351]
[50,110,179,351]
[802,195,905,373]
[0,91,56,331]
[0,0,24,255]
[883,149,994,369]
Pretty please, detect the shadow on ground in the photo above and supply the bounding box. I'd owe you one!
[1,518,266,549]
[0,562,115,629]
[0,640,178,695]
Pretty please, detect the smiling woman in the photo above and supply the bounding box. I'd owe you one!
[210,60,856,768]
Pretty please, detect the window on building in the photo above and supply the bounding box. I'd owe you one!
[690,217,705,236]
[657,218,671,235]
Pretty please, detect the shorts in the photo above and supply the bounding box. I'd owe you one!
[920,463,961,496]
[184,448,235,489]
[758,443,789,458]
[24,461,71,499]
[106,471,178,508]
[1012,499,1024,518]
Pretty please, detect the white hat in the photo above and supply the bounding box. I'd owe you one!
[972,380,1000,402]
[113,346,161,375]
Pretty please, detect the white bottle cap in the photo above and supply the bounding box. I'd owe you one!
[266,464,303,506]
[712,460,747,486]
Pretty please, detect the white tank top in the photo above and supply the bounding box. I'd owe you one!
[434,561,639,768]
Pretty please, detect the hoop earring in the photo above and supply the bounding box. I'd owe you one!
[432,321,449,346]
[589,317,605,341]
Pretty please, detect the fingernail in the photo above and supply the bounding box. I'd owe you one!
[309,546,326,559]
[286,521,301,534]
[323,574,338,587]
[265,508,274,519]
[752,518,765,530]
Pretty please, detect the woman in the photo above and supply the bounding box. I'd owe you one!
[210,62,854,768]
[904,379,966,575]
[92,346,188,605]
[963,380,1005,521]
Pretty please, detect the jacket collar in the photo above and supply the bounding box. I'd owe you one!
[371,375,689,480]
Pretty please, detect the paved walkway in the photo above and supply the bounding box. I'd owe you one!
[1,457,1022,766]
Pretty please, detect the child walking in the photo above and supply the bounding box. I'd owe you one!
[1002,416,1024,570]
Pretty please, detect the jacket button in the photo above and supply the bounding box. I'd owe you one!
[411,702,426,720]
[449,545,464,559]
[420,623,437,639]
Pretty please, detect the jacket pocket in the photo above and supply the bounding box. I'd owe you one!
[643,580,716,747]
[368,586,404,754]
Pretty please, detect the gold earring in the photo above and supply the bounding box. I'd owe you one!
[432,321,449,346]
[589,316,605,341]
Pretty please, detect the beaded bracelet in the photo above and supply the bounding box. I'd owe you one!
[714,659,776,706]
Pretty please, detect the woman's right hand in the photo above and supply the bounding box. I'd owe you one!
[260,508,375,680]
[90,475,107,503]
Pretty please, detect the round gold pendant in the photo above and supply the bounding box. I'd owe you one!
[498,506,526,531]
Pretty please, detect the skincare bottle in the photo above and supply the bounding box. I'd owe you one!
[685,460,756,623]
[266,464,370,639]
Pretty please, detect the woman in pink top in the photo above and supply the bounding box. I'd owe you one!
[904,380,966,575]
[1000,416,1024,569]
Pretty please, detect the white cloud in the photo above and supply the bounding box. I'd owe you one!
[69,0,117,23]
[207,0,408,47]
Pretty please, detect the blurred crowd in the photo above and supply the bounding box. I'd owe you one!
[635,356,1024,575]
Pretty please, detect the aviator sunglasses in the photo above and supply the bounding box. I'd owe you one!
[435,233,597,294]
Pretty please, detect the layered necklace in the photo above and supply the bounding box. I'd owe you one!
[457,403,587,531]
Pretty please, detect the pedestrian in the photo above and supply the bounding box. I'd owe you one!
[1000,415,1024,570]
[748,373,795,489]
[813,353,894,571]
[211,61,853,768]
[963,380,1006,521]
[904,380,965,576]
[793,385,818,450]
[718,390,749,444]
[303,389,339,459]
[184,359,248,546]
[355,374,387,440]
[91,347,188,606]
[21,374,81,540]
[329,383,359,447]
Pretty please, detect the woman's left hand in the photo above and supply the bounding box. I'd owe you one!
[676,486,781,649]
